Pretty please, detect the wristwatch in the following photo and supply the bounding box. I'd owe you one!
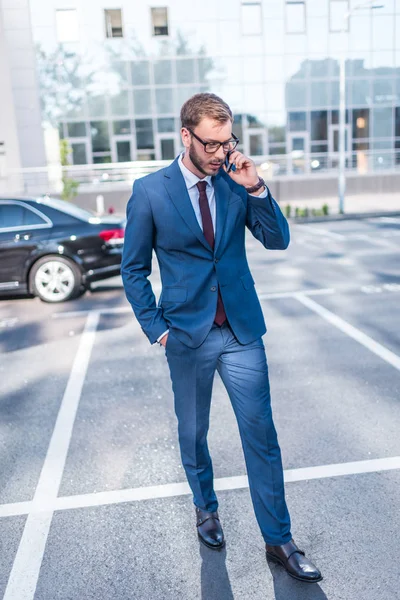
[245,177,266,194]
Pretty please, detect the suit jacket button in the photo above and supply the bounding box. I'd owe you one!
[210,286,217,291]
[214,258,219,263]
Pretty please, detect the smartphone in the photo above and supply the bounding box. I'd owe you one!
[224,151,236,173]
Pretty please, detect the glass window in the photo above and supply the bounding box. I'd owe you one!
[350,79,371,106]
[286,1,305,33]
[242,2,262,35]
[154,60,173,85]
[329,1,348,32]
[176,59,196,84]
[395,107,400,138]
[155,88,174,114]
[90,121,110,152]
[373,79,394,104]
[311,143,328,153]
[87,95,107,118]
[232,114,243,141]
[269,144,286,155]
[176,86,198,110]
[311,111,328,140]
[105,9,123,38]
[352,109,370,139]
[249,134,264,155]
[373,107,393,138]
[133,89,152,115]
[151,7,169,36]
[71,143,87,164]
[112,61,129,83]
[137,152,156,161]
[55,9,79,43]
[268,125,285,144]
[288,112,307,131]
[131,61,150,86]
[58,123,65,140]
[67,122,86,138]
[116,141,131,162]
[310,59,332,78]
[310,82,329,108]
[286,82,307,109]
[198,56,213,83]
[157,118,175,133]
[93,155,112,163]
[372,15,394,49]
[113,120,131,135]
[135,119,154,149]
[331,109,349,124]
[110,90,130,117]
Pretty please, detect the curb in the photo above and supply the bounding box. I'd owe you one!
[287,210,400,224]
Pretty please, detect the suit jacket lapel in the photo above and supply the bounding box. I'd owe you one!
[164,158,212,252]
[213,173,231,255]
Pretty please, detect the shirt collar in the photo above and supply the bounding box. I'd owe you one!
[178,153,212,190]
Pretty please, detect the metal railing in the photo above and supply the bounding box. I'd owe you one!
[1,149,399,197]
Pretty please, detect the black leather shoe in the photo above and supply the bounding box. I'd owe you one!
[195,507,225,550]
[266,539,323,583]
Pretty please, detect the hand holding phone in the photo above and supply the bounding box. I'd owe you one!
[224,151,236,173]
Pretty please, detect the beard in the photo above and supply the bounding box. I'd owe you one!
[189,143,223,177]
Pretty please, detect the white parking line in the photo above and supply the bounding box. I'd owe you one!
[351,234,396,249]
[0,455,399,518]
[258,288,335,300]
[295,225,346,240]
[294,294,400,371]
[3,311,99,600]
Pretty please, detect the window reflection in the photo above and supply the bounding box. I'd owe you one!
[352,109,370,138]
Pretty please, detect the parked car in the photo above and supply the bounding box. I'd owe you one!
[0,197,125,303]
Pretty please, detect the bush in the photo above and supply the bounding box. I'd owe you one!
[285,204,292,218]
[60,139,80,202]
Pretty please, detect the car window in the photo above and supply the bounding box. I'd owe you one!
[0,203,47,228]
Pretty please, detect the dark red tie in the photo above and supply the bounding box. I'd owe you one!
[197,181,226,326]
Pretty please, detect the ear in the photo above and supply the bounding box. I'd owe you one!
[180,127,190,150]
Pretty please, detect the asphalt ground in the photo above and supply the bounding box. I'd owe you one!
[0,215,399,600]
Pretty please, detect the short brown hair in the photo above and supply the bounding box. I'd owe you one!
[180,93,233,129]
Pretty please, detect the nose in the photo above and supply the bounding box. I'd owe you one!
[214,146,226,161]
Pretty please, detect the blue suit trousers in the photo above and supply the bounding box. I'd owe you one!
[165,322,292,546]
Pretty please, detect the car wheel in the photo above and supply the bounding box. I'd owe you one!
[30,256,83,303]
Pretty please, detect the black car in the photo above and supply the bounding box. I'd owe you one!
[0,197,125,303]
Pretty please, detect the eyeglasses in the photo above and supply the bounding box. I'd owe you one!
[187,128,239,154]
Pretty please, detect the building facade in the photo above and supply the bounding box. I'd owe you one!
[3,0,400,180]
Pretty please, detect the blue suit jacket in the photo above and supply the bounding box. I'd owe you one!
[121,157,290,348]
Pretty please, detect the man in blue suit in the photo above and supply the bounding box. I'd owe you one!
[122,93,322,583]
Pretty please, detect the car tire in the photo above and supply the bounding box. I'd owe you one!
[30,256,84,303]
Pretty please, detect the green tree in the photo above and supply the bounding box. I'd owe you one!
[60,140,79,202]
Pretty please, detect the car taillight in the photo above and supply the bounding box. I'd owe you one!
[99,228,125,243]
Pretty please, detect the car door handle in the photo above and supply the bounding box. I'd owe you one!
[14,233,31,241]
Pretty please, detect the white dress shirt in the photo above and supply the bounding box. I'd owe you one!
[157,154,268,343]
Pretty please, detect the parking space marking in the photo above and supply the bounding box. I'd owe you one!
[3,311,99,600]
[0,455,399,518]
[294,225,346,240]
[294,294,400,371]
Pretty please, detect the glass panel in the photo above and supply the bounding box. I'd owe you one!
[269,144,286,154]
[372,79,394,104]
[113,120,131,135]
[332,129,349,152]
[151,7,169,36]
[311,143,328,152]
[249,134,264,155]
[286,81,307,109]
[116,141,131,162]
[330,1,348,32]
[0,204,24,227]
[72,143,87,164]
[23,208,47,226]
[55,9,79,43]
[309,58,332,78]
[155,88,174,114]
[198,56,213,84]
[395,107,400,138]
[372,16,394,49]
[135,119,154,149]
[58,123,65,140]
[105,9,123,38]
[87,95,106,118]
[133,89,152,115]
[176,59,195,83]
[242,4,262,35]
[310,82,329,108]
[311,111,328,141]
[247,114,265,129]
[161,139,175,160]
[350,79,371,106]
[352,109,370,139]
[110,90,129,117]
[112,61,128,83]
[154,60,173,85]
[137,152,156,161]
[331,109,349,124]
[157,118,175,133]
[373,107,393,138]
[67,122,86,137]
[90,121,110,152]
[232,114,243,140]
[131,61,150,86]
[286,2,305,33]
[288,112,307,131]
[176,86,198,110]
[93,155,112,163]
[291,136,305,151]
